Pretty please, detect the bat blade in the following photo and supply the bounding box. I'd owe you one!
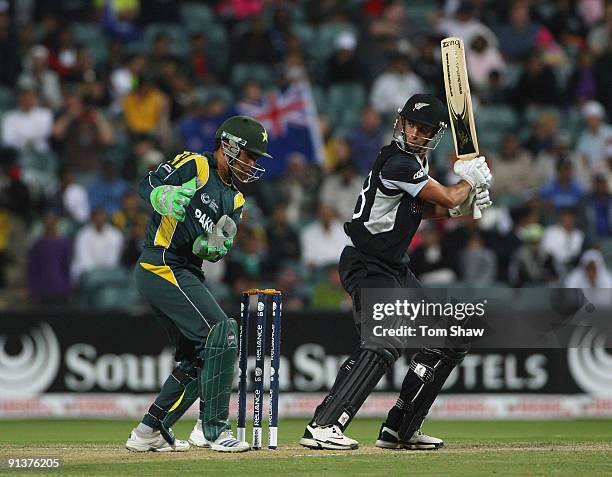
[441,36,482,218]
[441,37,479,160]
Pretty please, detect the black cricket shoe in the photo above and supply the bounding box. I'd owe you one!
[375,423,444,450]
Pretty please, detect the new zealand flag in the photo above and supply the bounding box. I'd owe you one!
[236,82,324,177]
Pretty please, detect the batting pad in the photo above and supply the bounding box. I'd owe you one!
[199,319,238,441]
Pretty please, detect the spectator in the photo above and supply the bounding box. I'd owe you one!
[311,265,351,310]
[490,133,536,200]
[278,153,321,225]
[110,53,147,107]
[410,224,456,285]
[536,129,591,191]
[523,111,559,156]
[27,210,71,304]
[112,190,149,235]
[576,100,612,171]
[46,26,78,78]
[88,160,129,215]
[347,106,384,174]
[71,208,124,280]
[326,32,365,85]
[511,53,561,112]
[265,204,301,267]
[0,5,18,85]
[467,33,505,90]
[149,33,179,85]
[412,36,445,99]
[565,249,612,308]
[566,47,598,105]
[370,51,425,117]
[582,174,612,239]
[437,1,498,48]
[1,86,53,153]
[18,44,63,111]
[540,159,585,212]
[508,223,557,287]
[300,204,346,268]
[179,96,232,153]
[588,3,612,55]
[320,160,364,222]
[51,169,90,225]
[123,75,170,147]
[274,265,308,311]
[189,33,212,84]
[459,233,497,284]
[124,134,164,180]
[121,216,147,269]
[496,1,540,61]
[541,208,585,275]
[52,89,114,173]
[230,14,278,64]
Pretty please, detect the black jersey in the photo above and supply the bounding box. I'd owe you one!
[344,142,429,265]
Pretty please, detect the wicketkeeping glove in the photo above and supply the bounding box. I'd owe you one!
[150,177,197,222]
[453,156,492,189]
[193,215,237,262]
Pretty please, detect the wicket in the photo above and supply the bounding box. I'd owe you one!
[237,289,282,450]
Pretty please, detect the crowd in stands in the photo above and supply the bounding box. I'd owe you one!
[0,0,611,310]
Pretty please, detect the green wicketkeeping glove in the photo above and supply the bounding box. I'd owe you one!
[150,177,197,222]
[192,236,234,262]
[193,215,237,262]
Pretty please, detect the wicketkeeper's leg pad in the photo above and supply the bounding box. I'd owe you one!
[198,318,238,442]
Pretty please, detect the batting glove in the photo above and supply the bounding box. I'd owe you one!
[454,156,492,188]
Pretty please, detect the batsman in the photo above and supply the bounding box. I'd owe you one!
[125,116,272,453]
[299,94,493,450]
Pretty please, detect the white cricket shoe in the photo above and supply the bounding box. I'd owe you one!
[405,428,444,450]
[376,423,443,450]
[299,424,359,450]
[210,430,250,453]
[188,419,211,448]
[125,428,190,452]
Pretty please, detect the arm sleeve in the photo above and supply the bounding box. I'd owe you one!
[379,153,429,197]
[137,152,201,203]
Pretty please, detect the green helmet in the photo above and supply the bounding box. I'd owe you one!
[215,115,273,159]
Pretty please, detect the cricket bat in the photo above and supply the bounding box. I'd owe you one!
[440,36,482,219]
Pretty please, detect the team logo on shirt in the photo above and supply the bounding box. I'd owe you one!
[413,170,425,180]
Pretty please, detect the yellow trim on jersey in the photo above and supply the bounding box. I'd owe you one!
[234,192,245,210]
[153,215,178,248]
[170,151,199,169]
[168,389,186,412]
[194,154,210,189]
[140,262,178,287]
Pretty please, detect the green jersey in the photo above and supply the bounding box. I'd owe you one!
[138,151,245,267]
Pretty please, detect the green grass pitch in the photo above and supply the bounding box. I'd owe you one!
[1,419,611,476]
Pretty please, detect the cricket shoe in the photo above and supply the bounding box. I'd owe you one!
[188,419,211,448]
[375,424,444,450]
[299,424,359,450]
[210,430,250,453]
[125,428,190,452]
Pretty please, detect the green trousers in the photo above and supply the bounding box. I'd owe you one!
[134,247,232,439]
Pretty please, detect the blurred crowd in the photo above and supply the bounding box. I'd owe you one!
[0,0,611,310]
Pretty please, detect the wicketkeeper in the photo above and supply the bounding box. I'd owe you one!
[125,116,272,453]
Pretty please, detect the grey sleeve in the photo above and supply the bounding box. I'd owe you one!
[380,154,429,197]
